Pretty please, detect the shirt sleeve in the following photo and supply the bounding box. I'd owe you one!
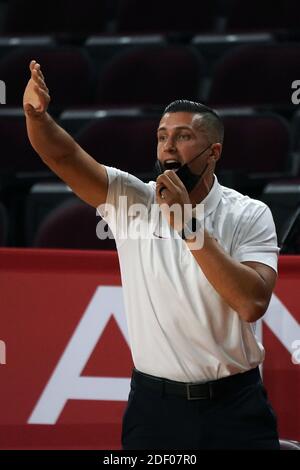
[231,203,280,273]
[97,165,155,242]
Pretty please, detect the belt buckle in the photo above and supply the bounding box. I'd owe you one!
[186,383,208,400]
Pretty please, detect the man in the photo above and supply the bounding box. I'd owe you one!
[24,60,280,449]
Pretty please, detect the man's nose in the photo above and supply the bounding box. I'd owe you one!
[163,137,176,152]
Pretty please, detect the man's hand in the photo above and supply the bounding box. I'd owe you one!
[23,60,50,119]
[156,170,192,231]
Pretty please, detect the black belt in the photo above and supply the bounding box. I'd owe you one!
[132,367,261,400]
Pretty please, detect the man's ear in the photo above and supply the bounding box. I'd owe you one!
[210,143,222,162]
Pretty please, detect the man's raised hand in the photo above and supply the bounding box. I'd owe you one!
[23,60,50,118]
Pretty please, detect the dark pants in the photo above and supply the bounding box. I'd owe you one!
[122,367,279,450]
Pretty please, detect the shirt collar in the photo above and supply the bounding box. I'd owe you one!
[192,174,222,218]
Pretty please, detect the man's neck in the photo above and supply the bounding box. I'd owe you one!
[189,173,214,207]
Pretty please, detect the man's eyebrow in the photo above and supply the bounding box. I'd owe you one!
[157,126,193,132]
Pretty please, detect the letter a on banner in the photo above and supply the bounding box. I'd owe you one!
[28,286,130,425]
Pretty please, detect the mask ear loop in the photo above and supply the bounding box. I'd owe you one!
[154,160,164,177]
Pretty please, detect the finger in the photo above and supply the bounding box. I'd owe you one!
[157,172,182,193]
[32,69,47,91]
[24,102,42,118]
[32,71,47,91]
[31,68,40,83]
[34,63,45,80]
[156,175,180,201]
[155,178,168,200]
[164,169,186,190]
[156,175,175,196]
[156,184,167,200]
[38,76,48,91]
[24,102,35,115]
[33,86,50,109]
[34,84,49,99]
[37,69,45,82]
[37,65,45,79]
[37,64,45,79]
[30,60,36,72]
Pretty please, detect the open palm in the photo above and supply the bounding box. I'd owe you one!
[23,60,50,118]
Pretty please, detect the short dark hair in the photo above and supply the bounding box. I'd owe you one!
[163,99,224,144]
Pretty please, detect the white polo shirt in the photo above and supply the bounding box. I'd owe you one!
[99,166,279,383]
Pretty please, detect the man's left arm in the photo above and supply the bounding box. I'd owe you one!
[156,169,278,323]
[186,232,277,323]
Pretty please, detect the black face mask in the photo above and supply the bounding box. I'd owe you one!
[154,143,212,194]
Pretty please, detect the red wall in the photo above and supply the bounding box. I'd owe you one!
[0,249,299,449]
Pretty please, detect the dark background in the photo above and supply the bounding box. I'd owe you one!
[0,0,299,251]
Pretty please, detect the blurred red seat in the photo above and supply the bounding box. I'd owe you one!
[33,198,116,250]
[95,45,206,107]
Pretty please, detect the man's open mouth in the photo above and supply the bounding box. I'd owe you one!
[163,159,182,170]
